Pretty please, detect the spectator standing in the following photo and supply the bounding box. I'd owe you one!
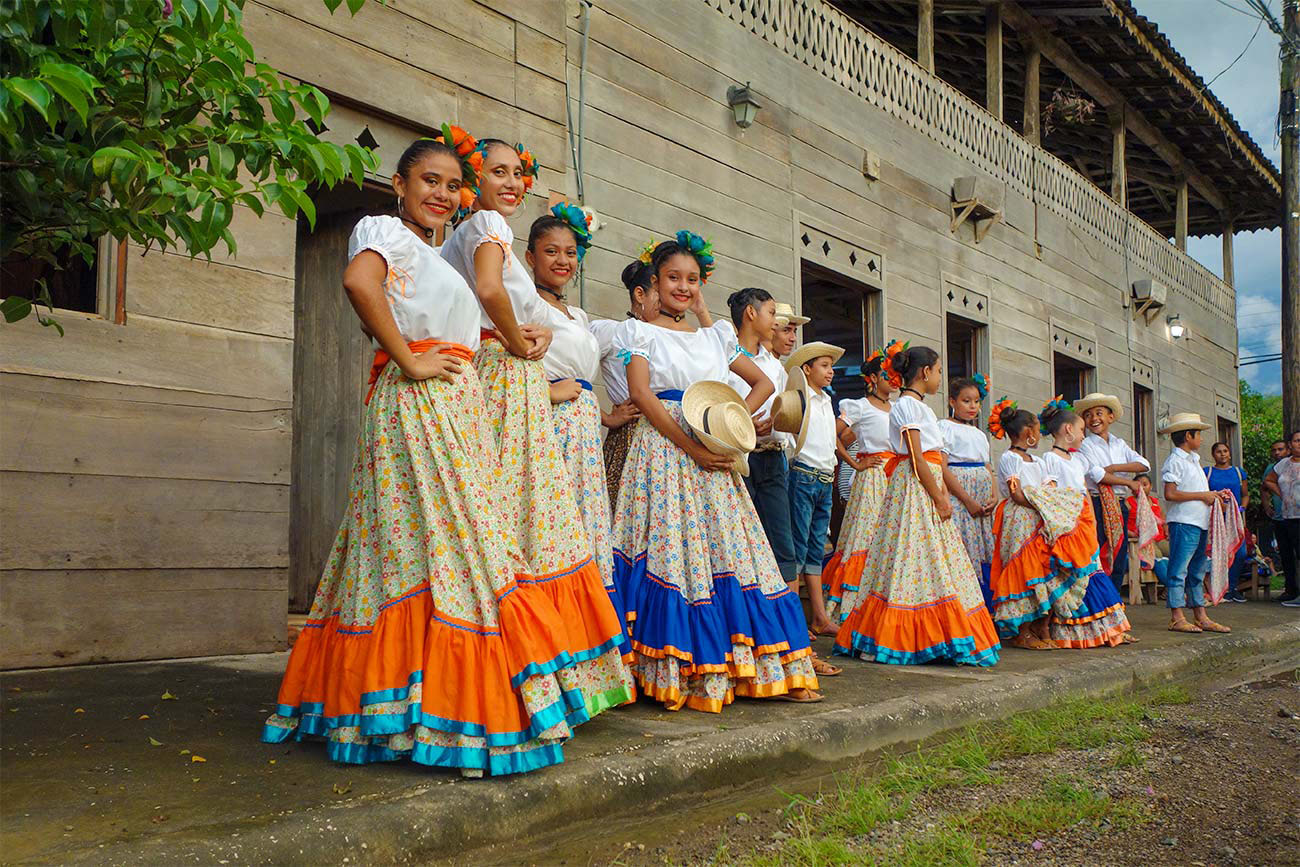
[1262,430,1300,607]
[1205,442,1249,603]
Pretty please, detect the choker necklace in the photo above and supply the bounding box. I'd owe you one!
[399,215,435,240]
[1010,445,1029,454]
[1052,445,1071,455]
[537,285,566,303]
[662,311,686,323]
[902,387,924,399]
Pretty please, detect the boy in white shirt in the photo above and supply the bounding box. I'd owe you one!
[727,288,796,587]
[1075,393,1149,592]
[785,341,845,636]
[1159,413,1233,634]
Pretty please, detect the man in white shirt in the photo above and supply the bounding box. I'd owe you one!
[1075,393,1149,592]
[727,288,797,587]
[1159,413,1232,634]
[784,340,844,636]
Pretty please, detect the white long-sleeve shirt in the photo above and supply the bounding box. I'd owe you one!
[1077,432,1149,497]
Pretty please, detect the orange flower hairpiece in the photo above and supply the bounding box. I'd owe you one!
[434,123,481,221]
[987,395,1016,439]
[881,338,908,390]
[515,144,539,192]
[861,347,885,378]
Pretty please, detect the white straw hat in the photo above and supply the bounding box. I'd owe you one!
[771,366,817,456]
[1073,392,1122,420]
[772,301,809,327]
[682,380,756,476]
[1159,412,1211,434]
[783,341,845,374]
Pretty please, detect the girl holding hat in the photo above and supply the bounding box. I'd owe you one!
[1160,413,1234,633]
[525,207,629,644]
[940,376,998,613]
[441,138,635,720]
[1036,402,1134,647]
[833,345,1001,667]
[264,137,602,776]
[822,348,894,622]
[612,234,821,710]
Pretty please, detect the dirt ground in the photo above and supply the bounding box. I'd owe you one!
[586,672,1300,867]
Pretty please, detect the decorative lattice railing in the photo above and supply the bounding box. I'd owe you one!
[704,0,1236,320]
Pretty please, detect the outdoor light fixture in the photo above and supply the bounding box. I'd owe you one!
[1167,314,1185,339]
[726,82,761,129]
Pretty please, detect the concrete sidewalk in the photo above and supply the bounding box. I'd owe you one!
[3,604,1297,865]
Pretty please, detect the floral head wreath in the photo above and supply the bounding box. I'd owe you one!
[972,372,990,401]
[881,338,909,390]
[673,229,715,283]
[550,202,593,261]
[433,123,481,221]
[987,395,1016,439]
[637,237,657,265]
[1038,395,1073,435]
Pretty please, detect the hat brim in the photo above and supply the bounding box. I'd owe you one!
[789,367,812,456]
[784,343,846,374]
[1073,396,1122,420]
[1159,421,1211,434]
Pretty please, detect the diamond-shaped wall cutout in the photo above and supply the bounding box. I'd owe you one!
[356,126,380,150]
[947,290,955,302]
[849,251,857,266]
[801,233,811,246]
[868,260,878,272]
[821,241,831,255]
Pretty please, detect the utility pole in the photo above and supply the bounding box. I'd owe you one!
[1284,0,1300,434]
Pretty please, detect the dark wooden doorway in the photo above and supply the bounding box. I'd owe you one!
[799,261,882,402]
[289,182,393,612]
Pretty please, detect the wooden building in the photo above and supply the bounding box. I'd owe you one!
[0,0,1279,668]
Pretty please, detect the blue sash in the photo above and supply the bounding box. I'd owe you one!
[656,389,684,401]
[549,378,593,391]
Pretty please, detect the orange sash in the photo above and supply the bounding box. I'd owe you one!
[884,449,943,477]
[364,340,475,405]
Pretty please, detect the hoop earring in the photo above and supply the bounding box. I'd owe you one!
[396,195,404,216]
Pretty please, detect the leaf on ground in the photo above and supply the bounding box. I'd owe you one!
[74,707,85,713]
[641,732,654,738]
[268,759,276,765]
[179,749,191,755]
[190,755,207,763]
[148,737,164,747]
[138,714,150,720]
[332,782,352,795]
[191,777,201,783]
[161,690,178,700]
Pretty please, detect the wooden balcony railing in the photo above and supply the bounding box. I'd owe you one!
[705,0,1237,321]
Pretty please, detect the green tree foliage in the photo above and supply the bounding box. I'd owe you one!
[1239,378,1284,517]
[0,0,378,331]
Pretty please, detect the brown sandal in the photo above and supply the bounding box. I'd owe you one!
[775,688,824,703]
[1169,620,1202,633]
[811,657,843,676]
[1009,634,1054,651]
[1195,619,1231,633]
[1119,633,1140,644]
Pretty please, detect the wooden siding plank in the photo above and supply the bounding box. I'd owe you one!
[0,374,290,484]
[0,472,288,571]
[128,249,295,340]
[0,569,286,668]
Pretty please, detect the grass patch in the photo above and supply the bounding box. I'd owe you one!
[956,775,1148,838]
[725,686,1185,866]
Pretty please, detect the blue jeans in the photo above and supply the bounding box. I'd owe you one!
[744,450,798,584]
[1092,495,1130,593]
[1166,521,1209,610]
[788,462,833,576]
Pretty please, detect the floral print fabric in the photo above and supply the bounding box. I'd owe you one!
[949,465,995,568]
[822,464,888,621]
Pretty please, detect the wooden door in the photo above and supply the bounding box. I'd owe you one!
[289,187,391,612]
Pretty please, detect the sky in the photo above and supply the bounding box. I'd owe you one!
[1134,0,1284,394]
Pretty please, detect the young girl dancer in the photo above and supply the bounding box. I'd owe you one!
[440,138,634,715]
[525,205,629,644]
[834,346,1000,666]
[988,400,1056,649]
[941,376,997,612]
[612,233,820,710]
[264,137,604,776]
[822,348,893,622]
[1037,401,1134,647]
[590,260,652,505]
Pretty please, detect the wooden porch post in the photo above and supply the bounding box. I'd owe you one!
[1023,45,1041,145]
[1221,218,1235,287]
[918,0,935,72]
[986,2,1003,119]
[1109,107,1127,207]
[1175,177,1189,251]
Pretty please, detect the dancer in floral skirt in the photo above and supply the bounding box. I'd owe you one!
[822,346,894,621]
[441,137,635,716]
[263,136,608,776]
[941,376,998,613]
[612,233,821,710]
[834,345,1001,666]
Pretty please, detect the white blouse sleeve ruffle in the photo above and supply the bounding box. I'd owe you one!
[458,209,514,259]
[612,318,651,363]
[840,398,864,428]
[348,215,410,269]
[709,319,742,365]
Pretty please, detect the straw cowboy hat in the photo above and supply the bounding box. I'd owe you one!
[771,366,819,456]
[772,301,809,327]
[1159,412,1211,434]
[682,380,756,476]
[1073,392,1123,419]
[782,341,845,374]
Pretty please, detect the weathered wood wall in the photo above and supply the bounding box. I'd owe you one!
[0,0,1242,667]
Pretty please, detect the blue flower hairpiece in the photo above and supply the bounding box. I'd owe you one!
[1038,395,1074,435]
[972,372,990,401]
[550,203,593,261]
[673,229,716,283]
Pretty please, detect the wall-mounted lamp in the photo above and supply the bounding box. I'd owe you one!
[726,82,761,129]
[1167,313,1185,339]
